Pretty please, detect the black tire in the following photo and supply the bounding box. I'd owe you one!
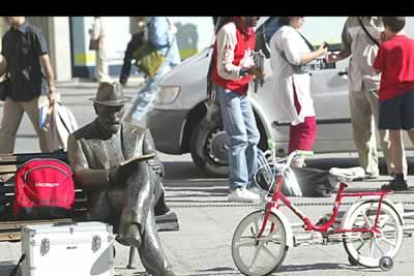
[190,117,229,176]
[348,256,358,266]
[379,256,393,271]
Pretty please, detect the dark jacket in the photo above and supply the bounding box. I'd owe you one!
[67,121,164,190]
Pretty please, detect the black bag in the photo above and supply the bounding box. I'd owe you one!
[0,77,10,101]
[255,156,333,197]
[283,167,333,197]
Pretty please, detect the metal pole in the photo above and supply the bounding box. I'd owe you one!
[127,246,137,269]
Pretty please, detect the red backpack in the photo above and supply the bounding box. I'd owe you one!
[13,159,75,220]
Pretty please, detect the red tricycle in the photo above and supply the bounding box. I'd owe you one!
[231,140,404,276]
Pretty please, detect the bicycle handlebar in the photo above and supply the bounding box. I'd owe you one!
[267,139,276,150]
[266,139,314,169]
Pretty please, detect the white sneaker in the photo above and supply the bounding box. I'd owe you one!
[329,167,365,181]
[248,186,268,199]
[228,188,261,203]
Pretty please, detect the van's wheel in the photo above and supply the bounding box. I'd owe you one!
[190,117,229,176]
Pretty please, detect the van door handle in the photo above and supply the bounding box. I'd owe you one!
[338,71,348,76]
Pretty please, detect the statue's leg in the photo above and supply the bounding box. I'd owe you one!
[154,177,170,216]
[118,161,154,247]
[116,161,175,275]
[138,204,175,276]
[87,190,112,222]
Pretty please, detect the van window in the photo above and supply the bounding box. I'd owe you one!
[300,17,347,51]
[257,17,347,52]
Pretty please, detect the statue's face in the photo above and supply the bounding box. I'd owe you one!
[94,103,124,134]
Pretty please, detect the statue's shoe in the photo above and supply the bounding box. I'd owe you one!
[115,235,130,246]
[155,211,179,231]
[121,223,142,248]
[160,271,177,276]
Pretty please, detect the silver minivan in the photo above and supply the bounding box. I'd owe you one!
[140,16,413,175]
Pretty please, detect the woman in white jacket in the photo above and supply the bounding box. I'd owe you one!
[270,17,328,166]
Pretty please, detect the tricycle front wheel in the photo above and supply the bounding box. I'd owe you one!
[232,211,288,276]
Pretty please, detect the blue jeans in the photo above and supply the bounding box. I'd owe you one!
[216,85,261,190]
[129,62,173,122]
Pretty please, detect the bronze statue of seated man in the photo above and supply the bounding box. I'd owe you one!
[67,82,176,276]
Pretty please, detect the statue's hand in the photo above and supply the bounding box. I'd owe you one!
[109,161,139,185]
[109,164,122,185]
[147,158,164,178]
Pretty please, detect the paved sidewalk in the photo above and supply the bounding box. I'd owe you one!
[1,174,413,276]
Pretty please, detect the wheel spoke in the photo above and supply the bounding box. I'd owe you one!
[254,220,260,236]
[268,235,283,243]
[361,209,373,228]
[379,214,391,227]
[374,238,385,255]
[356,238,366,252]
[381,236,396,248]
[240,235,255,239]
[236,240,257,248]
[249,246,262,269]
[249,226,255,237]
[257,236,283,245]
[260,244,278,259]
[369,238,375,258]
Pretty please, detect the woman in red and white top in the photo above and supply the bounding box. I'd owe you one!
[211,17,264,203]
[269,17,328,167]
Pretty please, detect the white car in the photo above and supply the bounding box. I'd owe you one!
[137,16,414,176]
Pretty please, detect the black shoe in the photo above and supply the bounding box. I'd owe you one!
[381,179,409,191]
[154,192,170,216]
[155,211,179,231]
[161,271,177,276]
[120,78,128,86]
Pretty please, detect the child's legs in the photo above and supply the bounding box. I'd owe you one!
[379,95,405,175]
[289,118,317,152]
[389,130,404,174]
[289,124,300,154]
[298,116,317,151]
[401,92,414,146]
[408,130,414,146]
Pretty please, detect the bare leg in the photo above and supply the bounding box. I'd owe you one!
[408,129,414,146]
[389,130,404,175]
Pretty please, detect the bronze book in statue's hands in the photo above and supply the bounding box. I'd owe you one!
[120,153,156,167]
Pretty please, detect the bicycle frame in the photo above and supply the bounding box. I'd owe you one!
[256,151,393,239]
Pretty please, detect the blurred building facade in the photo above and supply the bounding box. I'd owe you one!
[0,16,215,81]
